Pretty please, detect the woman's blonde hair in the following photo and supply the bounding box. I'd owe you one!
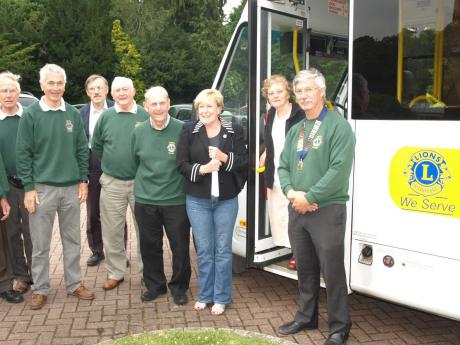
[261,74,292,99]
[194,89,224,110]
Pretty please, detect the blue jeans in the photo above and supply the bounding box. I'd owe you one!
[186,195,238,304]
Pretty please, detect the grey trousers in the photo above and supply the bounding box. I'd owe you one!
[100,173,142,280]
[288,204,351,334]
[5,184,32,282]
[29,184,81,295]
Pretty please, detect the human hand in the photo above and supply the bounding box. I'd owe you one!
[288,190,318,214]
[209,146,228,163]
[79,182,88,203]
[1,198,10,221]
[24,190,39,214]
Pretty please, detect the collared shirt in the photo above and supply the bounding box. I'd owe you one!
[39,97,66,112]
[0,102,23,120]
[149,114,170,131]
[89,101,108,147]
[114,101,137,114]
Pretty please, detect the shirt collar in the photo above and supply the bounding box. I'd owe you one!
[0,103,23,120]
[39,97,66,112]
[90,100,108,113]
[114,101,137,114]
[149,114,170,130]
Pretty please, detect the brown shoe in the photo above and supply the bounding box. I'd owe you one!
[103,278,124,291]
[30,293,47,310]
[13,280,30,294]
[71,285,95,300]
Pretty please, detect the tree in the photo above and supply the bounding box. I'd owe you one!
[0,0,46,95]
[111,19,145,101]
[39,0,115,103]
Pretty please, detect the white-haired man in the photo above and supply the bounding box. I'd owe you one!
[92,77,148,290]
[16,63,95,310]
[0,71,33,294]
[132,86,191,304]
[278,68,355,345]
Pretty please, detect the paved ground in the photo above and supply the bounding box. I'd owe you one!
[1,209,459,345]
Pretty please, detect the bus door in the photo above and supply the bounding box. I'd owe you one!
[212,0,308,275]
[350,0,460,320]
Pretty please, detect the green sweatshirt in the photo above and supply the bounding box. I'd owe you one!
[131,117,185,205]
[16,102,89,192]
[0,153,10,197]
[278,109,355,207]
[0,115,20,176]
[92,106,148,180]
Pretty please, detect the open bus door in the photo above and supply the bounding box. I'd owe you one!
[212,0,348,278]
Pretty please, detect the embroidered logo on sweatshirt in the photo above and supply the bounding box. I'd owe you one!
[167,142,176,155]
[65,120,73,133]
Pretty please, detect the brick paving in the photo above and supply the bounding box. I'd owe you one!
[1,208,459,345]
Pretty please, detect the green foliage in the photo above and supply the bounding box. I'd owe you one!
[111,19,145,100]
[0,0,46,95]
[111,329,284,345]
[39,0,116,103]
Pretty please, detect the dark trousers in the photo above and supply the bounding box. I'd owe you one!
[288,204,351,334]
[87,151,126,255]
[0,220,13,293]
[134,202,191,296]
[5,184,32,282]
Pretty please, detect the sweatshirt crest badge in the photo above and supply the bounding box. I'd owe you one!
[167,142,176,155]
[65,120,73,133]
[312,135,322,149]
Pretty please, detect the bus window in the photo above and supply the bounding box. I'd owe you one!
[219,25,249,136]
[352,0,460,120]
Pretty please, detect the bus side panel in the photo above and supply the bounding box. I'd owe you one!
[350,120,460,320]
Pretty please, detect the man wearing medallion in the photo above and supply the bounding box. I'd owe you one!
[277,68,355,345]
[131,86,190,304]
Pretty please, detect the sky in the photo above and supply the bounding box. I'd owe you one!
[223,0,242,17]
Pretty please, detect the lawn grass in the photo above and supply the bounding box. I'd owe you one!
[111,329,286,345]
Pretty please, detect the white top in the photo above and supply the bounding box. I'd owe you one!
[0,103,23,120]
[39,97,65,112]
[114,101,137,114]
[271,112,288,187]
[88,101,108,148]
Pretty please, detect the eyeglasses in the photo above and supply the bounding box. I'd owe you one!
[267,90,285,97]
[295,87,319,95]
[88,85,106,92]
[0,88,18,95]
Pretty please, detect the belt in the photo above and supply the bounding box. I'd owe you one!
[7,176,24,189]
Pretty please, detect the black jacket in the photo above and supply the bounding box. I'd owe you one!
[264,102,304,188]
[177,119,248,200]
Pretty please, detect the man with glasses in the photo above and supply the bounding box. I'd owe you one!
[277,68,355,345]
[80,75,122,267]
[91,77,148,291]
[16,63,95,310]
[0,71,33,295]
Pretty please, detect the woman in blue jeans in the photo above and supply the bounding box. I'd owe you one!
[177,89,247,315]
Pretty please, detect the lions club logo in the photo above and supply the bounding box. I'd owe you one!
[404,150,451,196]
[167,142,176,155]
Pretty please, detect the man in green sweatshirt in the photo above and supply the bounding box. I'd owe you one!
[277,69,355,345]
[16,64,95,310]
[92,77,148,291]
[132,86,191,304]
[0,152,23,304]
[0,71,32,294]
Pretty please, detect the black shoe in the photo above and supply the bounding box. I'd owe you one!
[87,253,104,267]
[0,290,24,303]
[173,294,188,305]
[141,288,167,302]
[324,331,349,345]
[278,320,318,335]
